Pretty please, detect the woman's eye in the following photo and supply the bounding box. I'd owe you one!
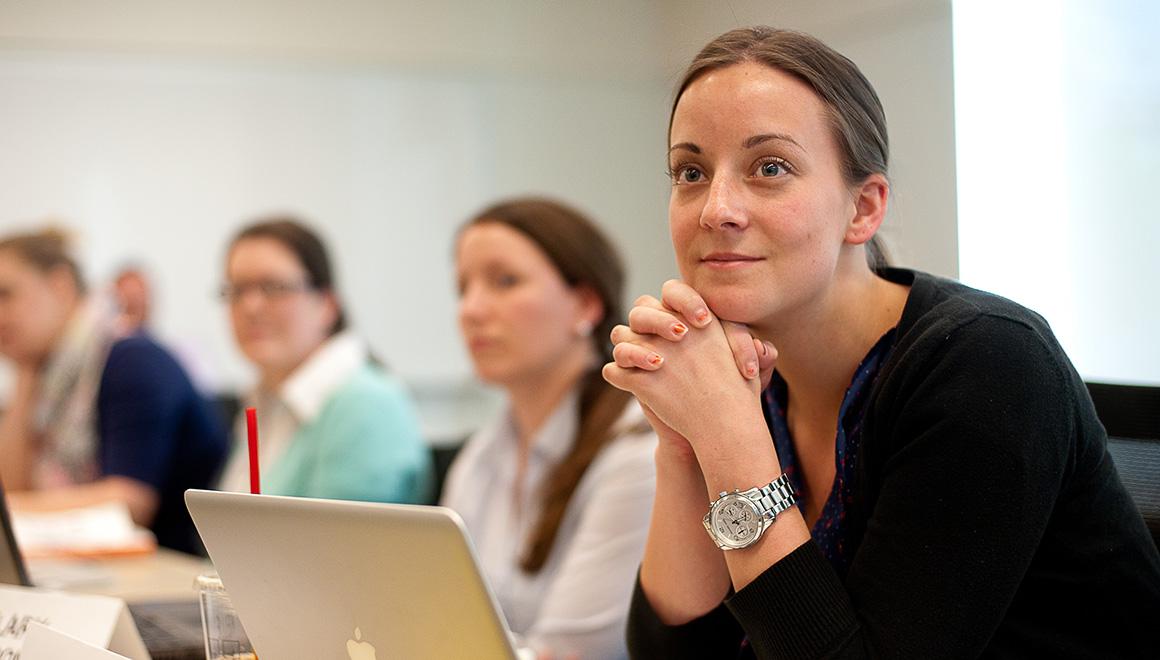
[672,166,704,184]
[494,273,519,288]
[758,160,789,177]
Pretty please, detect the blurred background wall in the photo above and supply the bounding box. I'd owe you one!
[0,0,956,441]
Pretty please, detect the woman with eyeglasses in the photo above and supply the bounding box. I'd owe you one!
[0,228,228,554]
[216,217,431,504]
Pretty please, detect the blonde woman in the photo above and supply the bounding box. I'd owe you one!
[0,229,227,553]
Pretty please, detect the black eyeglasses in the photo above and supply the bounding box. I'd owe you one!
[218,279,313,303]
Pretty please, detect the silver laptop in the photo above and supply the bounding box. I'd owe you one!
[185,489,520,660]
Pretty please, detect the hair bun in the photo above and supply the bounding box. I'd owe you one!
[0,223,87,292]
[34,225,75,249]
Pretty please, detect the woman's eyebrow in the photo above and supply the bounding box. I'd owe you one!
[669,135,804,155]
[743,133,804,151]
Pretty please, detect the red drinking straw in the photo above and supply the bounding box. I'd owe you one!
[246,406,261,495]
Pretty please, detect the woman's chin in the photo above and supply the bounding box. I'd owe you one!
[469,361,511,388]
[702,290,766,325]
[2,345,45,365]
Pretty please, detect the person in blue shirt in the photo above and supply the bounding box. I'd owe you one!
[0,228,228,554]
[215,217,431,504]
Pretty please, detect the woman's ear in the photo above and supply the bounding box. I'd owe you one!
[46,264,80,302]
[572,284,604,336]
[845,173,889,246]
[319,289,342,334]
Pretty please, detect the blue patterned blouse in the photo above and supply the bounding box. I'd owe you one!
[761,328,897,577]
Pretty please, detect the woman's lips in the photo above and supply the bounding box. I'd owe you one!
[467,337,498,352]
[701,252,764,269]
[239,328,275,342]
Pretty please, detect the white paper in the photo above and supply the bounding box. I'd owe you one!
[21,622,130,659]
[11,503,155,558]
[0,585,148,659]
[26,559,115,590]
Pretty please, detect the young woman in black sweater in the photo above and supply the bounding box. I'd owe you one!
[603,26,1160,658]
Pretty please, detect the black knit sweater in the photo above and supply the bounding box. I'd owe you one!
[627,269,1160,658]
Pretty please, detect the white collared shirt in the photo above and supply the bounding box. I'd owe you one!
[440,389,657,659]
[218,331,368,492]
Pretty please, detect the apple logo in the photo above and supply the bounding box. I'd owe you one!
[347,626,377,660]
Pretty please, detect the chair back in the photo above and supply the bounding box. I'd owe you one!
[1087,382,1160,549]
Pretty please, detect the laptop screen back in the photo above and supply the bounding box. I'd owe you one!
[0,478,31,586]
[185,489,518,660]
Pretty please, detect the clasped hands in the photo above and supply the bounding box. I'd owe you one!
[602,280,777,455]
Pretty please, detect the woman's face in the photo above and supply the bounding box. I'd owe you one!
[226,237,336,380]
[456,222,596,388]
[668,61,858,326]
[0,251,74,364]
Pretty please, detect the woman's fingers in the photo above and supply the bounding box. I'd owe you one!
[660,279,714,328]
[628,305,690,341]
[754,337,778,390]
[609,323,633,346]
[719,321,778,385]
[623,282,710,342]
[721,321,760,379]
[613,341,665,370]
[602,361,634,392]
[632,293,664,310]
[610,324,664,371]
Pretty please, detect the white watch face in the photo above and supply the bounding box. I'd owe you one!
[711,495,762,548]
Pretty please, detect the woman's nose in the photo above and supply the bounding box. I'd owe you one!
[458,283,488,322]
[233,286,268,314]
[700,175,749,231]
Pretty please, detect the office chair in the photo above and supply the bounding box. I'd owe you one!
[429,441,465,505]
[1086,382,1160,549]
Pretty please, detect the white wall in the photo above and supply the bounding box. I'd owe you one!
[0,1,958,437]
[0,0,671,81]
[955,0,1160,385]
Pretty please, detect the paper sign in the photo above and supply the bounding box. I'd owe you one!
[21,622,130,659]
[0,585,148,659]
[11,503,155,559]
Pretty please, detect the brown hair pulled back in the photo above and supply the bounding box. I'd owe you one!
[461,197,634,573]
[673,26,892,270]
[229,216,348,335]
[0,228,87,294]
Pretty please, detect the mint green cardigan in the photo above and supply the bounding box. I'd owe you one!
[262,364,432,504]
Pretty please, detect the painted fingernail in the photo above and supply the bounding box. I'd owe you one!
[647,353,665,367]
[694,308,710,325]
[746,361,759,378]
[672,322,688,336]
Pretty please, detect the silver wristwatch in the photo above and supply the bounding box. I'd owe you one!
[703,473,797,550]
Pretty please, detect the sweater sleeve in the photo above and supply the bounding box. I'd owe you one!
[725,313,1078,658]
[97,337,190,490]
[626,572,746,659]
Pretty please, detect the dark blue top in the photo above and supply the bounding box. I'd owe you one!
[762,329,896,577]
[96,334,228,554]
